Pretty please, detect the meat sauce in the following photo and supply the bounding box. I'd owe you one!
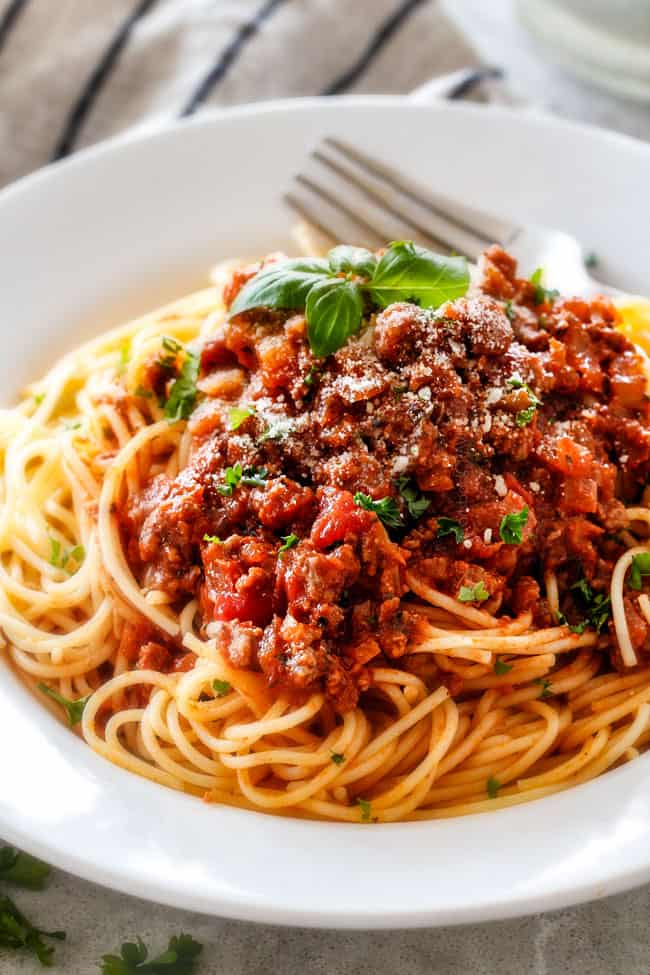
[120,246,650,710]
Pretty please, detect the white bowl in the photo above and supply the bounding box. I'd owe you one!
[1,98,650,928]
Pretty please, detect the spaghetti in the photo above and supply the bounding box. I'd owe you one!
[2,242,650,823]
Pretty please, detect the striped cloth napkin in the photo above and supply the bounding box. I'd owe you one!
[0,0,490,189]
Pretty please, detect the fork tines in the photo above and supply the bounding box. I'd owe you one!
[286,137,520,260]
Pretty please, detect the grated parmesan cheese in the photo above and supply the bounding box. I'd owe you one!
[494,474,507,497]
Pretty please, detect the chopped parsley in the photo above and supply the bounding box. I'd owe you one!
[212,679,231,698]
[458,581,489,603]
[506,375,542,428]
[533,677,553,699]
[494,658,513,676]
[37,683,89,726]
[530,267,560,305]
[100,933,203,975]
[629,552,650,591]
[499,506,529,545]
[436,516,464,544]
[133,385,153,399]
[330,752,346,765]
[504,300,516,322]
[357,798,372,822]
[118,343,130,374]
[395,476,430,520]
[229,405,256,430]
[48,537,85,574]
[33,393,45,406]
[217,464,268,495]
[570,577,611,633]
[0,847,50,891]
[353,492,403,529]
[584,251,599,270]
[304,364,321,387]
[161,335,183,353]
[217,463,243,496]
[164,347,199,422]
[0,894,65,967]
[203,534,221,544]
[487,775,501,799]
[278,533,299,556]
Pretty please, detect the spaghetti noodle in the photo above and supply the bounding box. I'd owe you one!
[2,242,650,823]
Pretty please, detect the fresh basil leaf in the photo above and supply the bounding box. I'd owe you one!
[327,245,377,278]
[229,259,330,316]
[306,278,364,358]
[367,241,469,310]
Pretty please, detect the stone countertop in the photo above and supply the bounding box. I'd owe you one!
[5,2,650,972]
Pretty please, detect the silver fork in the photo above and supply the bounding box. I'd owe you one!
[285,136,622,299]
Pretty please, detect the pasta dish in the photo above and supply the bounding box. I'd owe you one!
[2,240,650,823]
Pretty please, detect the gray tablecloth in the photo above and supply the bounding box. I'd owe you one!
[2,1,650,972]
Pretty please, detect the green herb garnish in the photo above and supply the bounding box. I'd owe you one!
[133,385,153,399]
[0,848,50,891]
[357,798,372,822]
[395,476,430,520]
[278,533,299,555]
[164,348,199,422]
[499,506,529,545]
[584,252,599,270]
[487,776,501,799]
[37,683,89,726]
[533,677,553,699]
[506,375,542,427]
[230,241,469,358]
[504,300,516,322]
[353,492,403,529]
[100,933,203,975]
[570,577,611,633]
[436,517,464,544]
[530,267,560,305]
[212,679,231,698]
[229,405,256,430]
[0,894,65,967]
[331,752,345,766]
[629,552,650,591]
[458,581,489,603]
[217,463,243,496]
[48,538,85,574]
[203,534,221,544]
[494,658,513,676]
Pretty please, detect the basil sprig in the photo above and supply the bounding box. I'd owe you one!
[229,241,469,358]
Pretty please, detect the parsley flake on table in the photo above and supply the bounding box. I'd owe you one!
[0,895,65,968]
[0,848,50,891]
[99,933,203,975]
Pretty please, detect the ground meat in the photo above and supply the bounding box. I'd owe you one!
[120,246,650,707]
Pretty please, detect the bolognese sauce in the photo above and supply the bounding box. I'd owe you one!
[119,245,650,711]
